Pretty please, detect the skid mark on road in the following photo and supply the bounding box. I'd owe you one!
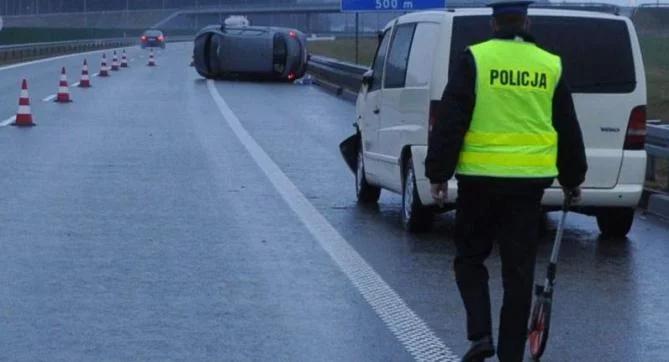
[207,80,458,362]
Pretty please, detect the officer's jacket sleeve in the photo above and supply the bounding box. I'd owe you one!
[553,76,588,188]
[425,50,476,183]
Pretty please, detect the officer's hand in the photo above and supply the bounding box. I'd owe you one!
[562,186,582,204]
[430,182,448,208]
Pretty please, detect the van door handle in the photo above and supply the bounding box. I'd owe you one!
[373,108,380,114]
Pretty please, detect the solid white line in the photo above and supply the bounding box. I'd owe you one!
[42,94,56,102]
[0,116,16,127]
[206,80,458,362]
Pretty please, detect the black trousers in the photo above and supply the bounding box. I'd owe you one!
[454,181,544,362]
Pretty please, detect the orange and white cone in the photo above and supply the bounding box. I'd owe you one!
[55,67,73,103]
[121,49,129,68]
[111,51,120,71]
[147,49,156,67]
[79,59,91,88]
[13,79,35,127]
[99,53,110,77]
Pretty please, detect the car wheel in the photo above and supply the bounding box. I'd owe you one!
[355,147,381,204]
[596,207,635,239]
[401,157,433,233]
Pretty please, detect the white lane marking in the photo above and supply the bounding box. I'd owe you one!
[71,81,80,87]
[0,47,129,72]
[92,72,100,77]
[42,94,56,102]
[206,80,458,362]
[0,116,16,127]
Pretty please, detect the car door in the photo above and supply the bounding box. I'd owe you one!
[376,22,417,191]
[357,27,392,183]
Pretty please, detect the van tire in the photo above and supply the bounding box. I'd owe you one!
[356,147,381,204]
[596,207,635,238]
[401,158,433,233]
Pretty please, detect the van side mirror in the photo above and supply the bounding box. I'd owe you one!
[362,69,374,88]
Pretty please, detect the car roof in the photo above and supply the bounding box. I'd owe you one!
[385,8,626,30]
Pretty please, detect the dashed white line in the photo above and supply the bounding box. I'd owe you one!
[42,94,56,102]
[206,79,459,362]
[0,116,16,127]
[71,81,80,87]
[92,72,100,77]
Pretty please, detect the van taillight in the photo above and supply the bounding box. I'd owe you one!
[624,105,646,150]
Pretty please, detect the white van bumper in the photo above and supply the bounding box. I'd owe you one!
[411,146,645,209]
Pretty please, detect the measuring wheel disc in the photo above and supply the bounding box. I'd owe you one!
[528,300,552,359]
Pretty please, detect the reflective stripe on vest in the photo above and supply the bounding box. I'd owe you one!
[456,39,562,178]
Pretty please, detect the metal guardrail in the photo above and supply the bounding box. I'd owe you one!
[647,124,669,192]
[0,35,193,65]
[307,55,367,95]
[0,38,134,64]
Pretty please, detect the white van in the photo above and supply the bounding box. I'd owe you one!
[353,9,647,237]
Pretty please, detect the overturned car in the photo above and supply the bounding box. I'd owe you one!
[193,25,308,81]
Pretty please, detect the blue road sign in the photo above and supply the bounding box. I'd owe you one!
[341,0,445,12]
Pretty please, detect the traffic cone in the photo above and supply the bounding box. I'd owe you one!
[148,49,156,67]
[120,49,129,68]
[99,53,109,77]
[13,79,35,127]
[111,50,120,71]
[55,67,72,103]
[79,59,91,88]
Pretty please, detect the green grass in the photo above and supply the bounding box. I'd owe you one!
[0,28,194,45]
[308,37,378,67]
[639,35,669,123]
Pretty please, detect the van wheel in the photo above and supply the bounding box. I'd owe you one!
[596,208,635,238]
[356,148,381,204]
[401,158,433,233]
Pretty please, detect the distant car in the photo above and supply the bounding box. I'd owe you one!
[141,29,166,49]
[192,25,308,81]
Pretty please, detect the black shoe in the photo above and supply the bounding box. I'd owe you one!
[462,336,495,362]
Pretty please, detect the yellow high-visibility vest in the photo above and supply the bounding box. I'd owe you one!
[456,39,562,178]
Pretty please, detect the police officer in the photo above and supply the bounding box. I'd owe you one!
[425,1,588,361]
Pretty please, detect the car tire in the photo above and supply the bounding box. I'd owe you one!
[596,207,635,238]
[355,147,381,204]
[401,157,433,233]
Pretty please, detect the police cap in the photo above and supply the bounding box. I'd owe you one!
[487,0,534,16]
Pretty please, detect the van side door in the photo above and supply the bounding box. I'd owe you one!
[376,22,417,191]
[357,28,392,182]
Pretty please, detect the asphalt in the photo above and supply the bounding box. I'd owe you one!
[0,42,667,361]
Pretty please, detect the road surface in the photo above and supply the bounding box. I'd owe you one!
[0,42,667,361]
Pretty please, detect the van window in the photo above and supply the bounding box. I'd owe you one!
[450,16,636,93]
[384,23,416,89]
[406,22,439,87]
[371,29,392,92]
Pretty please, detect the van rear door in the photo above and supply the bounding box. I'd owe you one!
[450,14,643,188]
